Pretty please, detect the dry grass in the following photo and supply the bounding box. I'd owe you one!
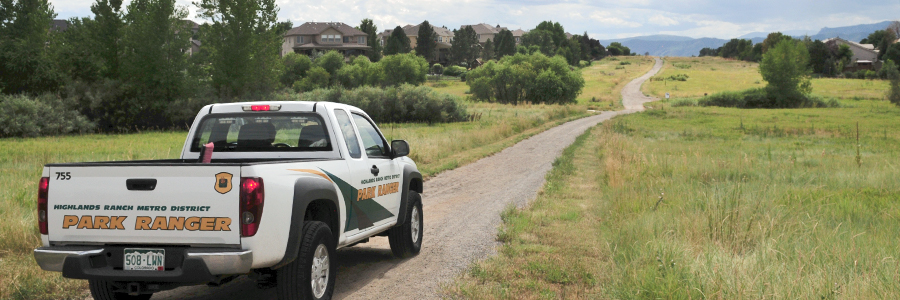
[577,56,655,110]
[448,99,900,299]
[0,101,588,299]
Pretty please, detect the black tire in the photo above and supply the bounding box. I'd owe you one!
[389,191,423,258]
[88,280,152,300]
[277,221,336,300]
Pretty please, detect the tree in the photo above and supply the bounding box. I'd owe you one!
[761,32,792,54]
[379,52,428,86]
[494,29,516,59]
[315,50,344,76]
[294,66,329,92]
[482,38,494,60]
[0,0,61,94]
[861,30,887,45]
[759,39,812,106]
[415,20,437,61]
[521,29,555,56]
[116,0,191,127]
[877,24,899,61]
[384,25,411,55]
[281,52,311,86]
[883,43,900,69]
[450,25,478,66]
[195,0,283,97]
[807,40,830,74]
[607,42,630,56]
[90,0,124,79]
[358,18,382,62]
[466,53,583,105]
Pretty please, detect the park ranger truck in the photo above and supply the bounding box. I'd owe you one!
[33,101,424,300]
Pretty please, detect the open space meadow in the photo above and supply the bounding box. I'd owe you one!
[0,100,588,299]
[449,57,900,298]
[450,98,900,299]
[643,56,891,101]
[428,55,655,111]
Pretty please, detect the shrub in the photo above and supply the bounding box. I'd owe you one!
[673,63,691,69]
[442,65,467,76]
[379,53,429,86]
[670,98,698,107]
[294,66,330,93]
[466,53,584,105]
[431,64,444,75]
[335,56,382,89]
[281,53,312,87]
[698,88,840,108]
[759,39,812,107]
[579,60,591,68]
[298,85,468,123]
[877,59,899,80]
[315,50,345,76]
[619,61,631,65]
[0,94,95,137]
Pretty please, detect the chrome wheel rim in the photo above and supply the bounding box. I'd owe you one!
[411,206,420,244]
[310,244,329,298]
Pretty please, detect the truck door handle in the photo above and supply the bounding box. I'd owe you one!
[126,179,157,191]
[371,165,379,176]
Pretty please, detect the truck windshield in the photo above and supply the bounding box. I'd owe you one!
[190,113,332,152]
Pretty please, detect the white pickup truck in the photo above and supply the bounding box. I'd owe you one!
[33,101,424,300]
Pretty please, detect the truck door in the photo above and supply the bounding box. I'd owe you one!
[332,109,402,236]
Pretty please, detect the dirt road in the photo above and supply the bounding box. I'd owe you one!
[147,57,663,300]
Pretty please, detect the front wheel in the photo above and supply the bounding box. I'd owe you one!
[276,221,336,300]
[389,191,423,258]
[88,280,152,300]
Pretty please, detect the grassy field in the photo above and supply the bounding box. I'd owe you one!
[643,56,890,101]
[448,99,900,299]
[427,56,656,111]
[0,101,589,299]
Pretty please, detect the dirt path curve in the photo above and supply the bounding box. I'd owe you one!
[148,57,663,300]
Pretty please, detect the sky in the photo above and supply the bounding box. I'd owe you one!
[51,0,900,40]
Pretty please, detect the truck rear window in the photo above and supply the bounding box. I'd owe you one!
[190,113,332,152]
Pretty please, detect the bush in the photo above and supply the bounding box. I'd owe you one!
[379,53,429,86]
[579,60,591,68]
[297,85,468,123]
[315,50,345,76]
[294,66,330,93]
[619,61,631,65]
[281,53,312,87]
[0,94,95,137]
[335,56,382,89]
[431,64,444,75]
[670,98,698,107]
[466,53,584,105]
[889,78,900,106]
[442,65,467,76]
[877,59,899,80]
[759,39,812,107]
[698,88,839,108]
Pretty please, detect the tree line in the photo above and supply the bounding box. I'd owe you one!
[699,22,900,79]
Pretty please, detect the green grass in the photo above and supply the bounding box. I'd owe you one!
[643,57,890,101]
[577,56,655,110]
[427,56,655,111]
[448,99,900,299]
[0,101,588,299]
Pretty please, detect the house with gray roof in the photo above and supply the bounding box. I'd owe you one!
[282,22,371,57]
[824,37,879,63]
[460,23,507,45]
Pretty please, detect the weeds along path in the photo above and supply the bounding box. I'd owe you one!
[149,57,663,300]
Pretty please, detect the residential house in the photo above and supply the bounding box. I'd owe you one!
[182,20,201,56]
[461,23,508,45]
[378,22,453,63]
[282,22,370,57]
[825,37,880,70]
[511,29,527,45]
[50,19,69,32]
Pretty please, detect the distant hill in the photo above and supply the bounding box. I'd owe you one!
[600,21,894,57]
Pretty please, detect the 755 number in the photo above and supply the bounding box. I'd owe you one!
[55,172,71,180]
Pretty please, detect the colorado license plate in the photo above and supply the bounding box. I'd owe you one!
[123,248,165,271]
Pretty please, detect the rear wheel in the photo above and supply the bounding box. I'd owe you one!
[389,191,423,258]
[88,280,152,300]
[276,221,336,300]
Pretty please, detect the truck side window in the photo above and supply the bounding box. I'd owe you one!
[351,113,389,158]
[334,109,361,159]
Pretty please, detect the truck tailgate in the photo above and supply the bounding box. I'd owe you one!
[47,165,242,246]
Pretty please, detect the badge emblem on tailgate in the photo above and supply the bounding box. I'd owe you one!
[214,172,233,194]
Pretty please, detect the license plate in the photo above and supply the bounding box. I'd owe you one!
[124,248,165,271]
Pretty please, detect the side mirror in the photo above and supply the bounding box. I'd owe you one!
[391,140,410,158]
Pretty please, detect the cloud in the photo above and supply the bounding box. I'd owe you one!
[648,14,678,26]
[590,11,641,28]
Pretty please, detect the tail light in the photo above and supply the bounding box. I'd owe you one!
[38,177,49,235]
[240,177,264,237]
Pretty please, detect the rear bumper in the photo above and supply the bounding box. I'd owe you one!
[34,246,252,283]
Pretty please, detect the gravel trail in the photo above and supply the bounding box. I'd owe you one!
[146,57,663,300]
